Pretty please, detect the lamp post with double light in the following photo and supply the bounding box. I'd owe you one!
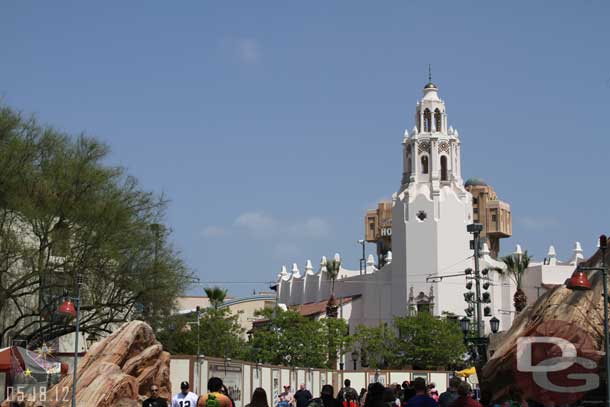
[566,234,608,407]
[57,274,83,407]
[460,315,500,366]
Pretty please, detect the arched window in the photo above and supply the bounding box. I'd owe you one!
[440,155,448,181]
[421,155,429,174]
[423,109,432,132]
[434,109,442,132]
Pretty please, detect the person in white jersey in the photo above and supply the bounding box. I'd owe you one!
[172,381,199,407]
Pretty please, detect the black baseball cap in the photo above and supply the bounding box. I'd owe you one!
[181,381,190,389]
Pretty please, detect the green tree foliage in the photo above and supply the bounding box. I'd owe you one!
[499,252,531,312]
[204,286,228,309]
[157,306,246,358]
[0,105,192,346]
[351,324,394,369]
[389,312,466,369]
[247,308,350,368]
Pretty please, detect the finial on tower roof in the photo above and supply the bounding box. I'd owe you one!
[428,64,432,83]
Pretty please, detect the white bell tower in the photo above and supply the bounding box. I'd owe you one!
[390,79,474,317]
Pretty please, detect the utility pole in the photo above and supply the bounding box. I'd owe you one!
[467,223,485,362]
[358,240,365,275]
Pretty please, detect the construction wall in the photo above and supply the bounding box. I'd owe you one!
[169,356,451,407]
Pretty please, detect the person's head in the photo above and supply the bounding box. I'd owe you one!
[449,377,462,391]
[428,383,436,390]
[412,378,427,394]
[366,382,385,403]
[344,379,351,387]
[321,384,334,399]
[383,388,395,403]
[208,377,224,393]
[402,381,409,390]
[181,381,190,395]
[300,384,306,391]
[251,387,269,407]
[150,384,161,398]
[284,384,291,392]
[457,382,472,398]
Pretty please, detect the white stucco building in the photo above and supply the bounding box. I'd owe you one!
[273,80,518,344]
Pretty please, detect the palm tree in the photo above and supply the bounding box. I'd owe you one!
[204,286,227,309]
[499,251,531,313]
[325,253,341,295]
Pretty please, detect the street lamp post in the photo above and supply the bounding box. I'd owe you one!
[57,274,83,407]
[351,349,359,370]
[567,234,608,407]
[358,240,366,275]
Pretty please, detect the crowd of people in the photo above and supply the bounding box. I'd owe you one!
[141,376,485,407]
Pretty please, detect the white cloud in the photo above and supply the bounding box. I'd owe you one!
[236,38,260,64]
[234,211,278,237]
[202,226,228,238]
[290,216,331,238]
[233,211,330,239]
[518,216,559,231]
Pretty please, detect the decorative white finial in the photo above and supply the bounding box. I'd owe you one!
[412,126,418,136]
[367,254,375,266]
[481,242,490,256]
[305,259,314,275]
[570,241,584,265]
[449,126,454,134]
[334,253,341,263]
[320,256,328,273]
[547,245,556,257]
[281,265,288,275]
[515,244,523,256]
[291,263,301,278]
[454,128,459,138]
[385,251,393,264]
[404,128,409,138]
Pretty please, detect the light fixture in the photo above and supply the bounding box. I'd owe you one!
[567,268,591,290]
[490,317,500,334]
[464,268,473,275]
[482,282,490,290]
[58,297,76,318]
[460,317,470,334]
[465,281,473,290]
[484,306,492,317]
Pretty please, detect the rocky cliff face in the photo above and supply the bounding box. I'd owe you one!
[480,247,609,405]
[3,320,171,407]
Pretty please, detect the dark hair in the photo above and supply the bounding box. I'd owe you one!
[413,378,427,392]
[383,388,395,403]
[251,387,269,407]
[321,385,334,398]
[449,377,462,390]
[457,382,471,397]
[364,383,385,407]
[344,379,351,387]
[208,377,224,392]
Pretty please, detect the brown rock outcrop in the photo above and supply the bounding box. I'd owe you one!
[480,247,609,404]
[2,320,171,407]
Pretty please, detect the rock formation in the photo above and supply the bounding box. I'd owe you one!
[480,247,608,404]
[2,320,171,407]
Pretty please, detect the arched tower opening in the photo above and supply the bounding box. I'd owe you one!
[434,108,442,132]
[421,155,429,174]
[440,155,448,181]
[423,109,432,132]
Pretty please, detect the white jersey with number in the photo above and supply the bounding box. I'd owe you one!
[171,391,199,407]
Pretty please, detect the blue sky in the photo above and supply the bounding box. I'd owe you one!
[2,2,609,297]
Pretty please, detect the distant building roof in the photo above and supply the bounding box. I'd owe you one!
[465,177,487,187]
[291,296,359,318]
